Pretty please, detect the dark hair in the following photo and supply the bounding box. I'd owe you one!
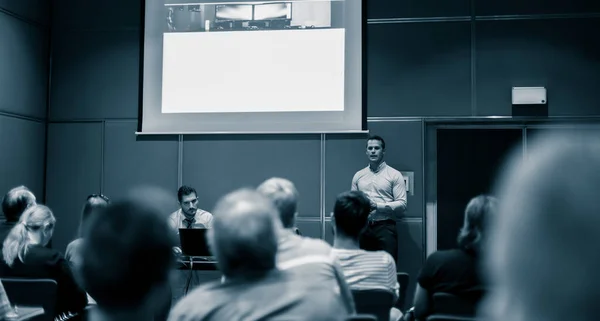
[457,195,498,254]
[2,186,36,222]
[79,194,110,238]
[333,191,371,239]
[367,135,386,150]
[80,199,176,311]
[177,185,197,203]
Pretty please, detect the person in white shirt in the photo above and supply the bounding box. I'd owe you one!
[168,185,213,232]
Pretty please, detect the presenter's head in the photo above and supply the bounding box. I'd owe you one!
[366,135,386,165]
[480,131,600,321]
[209,188,278,280]
[256,177,299,229]
[177,185,198,217]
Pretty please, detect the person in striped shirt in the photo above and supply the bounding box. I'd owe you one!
[331,190,402,321]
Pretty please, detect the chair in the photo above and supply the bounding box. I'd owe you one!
[1,278,57,321]
[346,314,377,321]
[351,289,395,321]
[431,292,478,316]
[395,272,410,312]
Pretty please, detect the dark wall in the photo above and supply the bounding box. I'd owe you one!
[47,0,600,304]
[0,0,49,216]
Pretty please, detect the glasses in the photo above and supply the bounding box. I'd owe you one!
[87,194,110,203]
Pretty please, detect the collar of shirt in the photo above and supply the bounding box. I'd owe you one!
[367,161,387,173]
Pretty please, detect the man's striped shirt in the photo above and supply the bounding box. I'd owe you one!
[331,248,399,300]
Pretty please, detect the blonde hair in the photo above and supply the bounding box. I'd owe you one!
[2,204,56,267]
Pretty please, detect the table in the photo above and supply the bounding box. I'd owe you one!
[170,258,221,304]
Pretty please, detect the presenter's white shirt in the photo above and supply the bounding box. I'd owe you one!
[169,209,213,232]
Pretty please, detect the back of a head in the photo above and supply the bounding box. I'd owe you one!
[79,194,110,238]
[483,131,600,321]
[333,191,371,239]
[3,204,55,266]
[457,195,497,254]
[81,197,176,311]
[2,186,36,222]
[210,188,279,279]
[256,177,299,228]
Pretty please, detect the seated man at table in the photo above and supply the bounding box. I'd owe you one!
[168,189,352,321]
[80,193,177,321]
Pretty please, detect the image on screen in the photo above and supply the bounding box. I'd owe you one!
[253,3,292,20]
[215,4,253,21]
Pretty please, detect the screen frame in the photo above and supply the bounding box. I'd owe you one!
[138,0,368,135]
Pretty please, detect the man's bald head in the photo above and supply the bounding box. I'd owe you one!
[209,188,279,279]
[483,131,600,321]
[256,177,299,228]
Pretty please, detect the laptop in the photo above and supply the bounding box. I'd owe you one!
[178,228,214,259]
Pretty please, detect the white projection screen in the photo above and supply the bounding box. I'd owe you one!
[139,0,366,134]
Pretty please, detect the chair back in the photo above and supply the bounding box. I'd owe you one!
[395,272,410,311]
[432,292,478,316]
[1,278,57,321]
[351,289,394,321]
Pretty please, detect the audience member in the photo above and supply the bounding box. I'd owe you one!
[169,185,213,239]
[80,195,177,321]
[331,190,402,321]
[0,186,36,243]
[168,188,352,321]
[257,177,355,311]
[0,204,88,318]
[0,280,13,319]
[480,132,600,321]
[65,194,110,270]
[413,195,496,320]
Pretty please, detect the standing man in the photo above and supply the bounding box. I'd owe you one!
[351,135,407,263]
[169,185,213,232]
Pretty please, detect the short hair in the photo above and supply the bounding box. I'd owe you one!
[332,191,371,239]
[209,188,278,279]
[483,131,600,321]
[256,177,299,228]
[80,198,176,311]
[79,194,110,238]
[456,195,497,254]
[2,186,36,222]
[177,185,197,203]
[367,135,386,150]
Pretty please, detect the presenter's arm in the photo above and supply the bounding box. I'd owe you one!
[350,172,359,191]
[376,172,407,213]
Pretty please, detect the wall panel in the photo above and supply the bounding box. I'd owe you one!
[45,123,103,252]
[0,13,48,118]
[0,116,45,205]
[103,121,179,201]
[182,134,321,217]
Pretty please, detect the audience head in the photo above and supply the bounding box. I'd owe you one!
[256,177,299,228]
[481,131,600,321]
[456,195,498,254]
[2,186,36,222]
[177,185,198,217]
[332,191,371,240]
[2,204,55,266]
[79,194,110,238]
[80,195,176,313]
[210,188,279,279]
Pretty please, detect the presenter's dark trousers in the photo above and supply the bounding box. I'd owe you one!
[359,219,398,264]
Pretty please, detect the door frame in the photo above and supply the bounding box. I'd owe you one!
[423,117,600,258]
